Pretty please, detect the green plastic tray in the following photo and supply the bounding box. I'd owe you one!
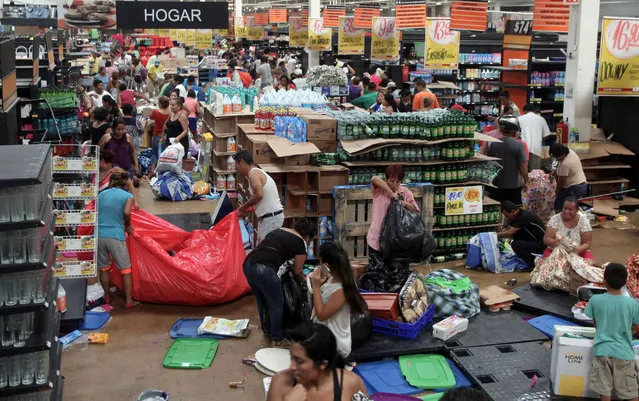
[162,338,219,369]
[398,354,455,389]
[419,394,444,401]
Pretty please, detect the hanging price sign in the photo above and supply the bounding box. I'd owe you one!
[308,18,332,51]
[338,16,364,55]
[371,17,399,61]
[235,16,247,38]
[597,17,639,96]
[289,16,308,47]
[425,18,460,68]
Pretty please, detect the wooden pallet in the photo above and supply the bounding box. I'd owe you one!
[333,183,434,259]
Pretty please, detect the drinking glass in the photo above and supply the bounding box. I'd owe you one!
[26,232,41,263]
[24,312,34,338]
[24,186,40,221]
[4,275,18,306]
[1,316,14,347]
[0,189,10,223]
[11,233,27,264]
[35,352,48,385]
[9,188,24,222]
[0,232,13,265]
[0,358,7,388]
[32,271,45,304]
[18,275,33,305]
[12,315,25,347]
[21,353,34,385]
[8,356,21,387]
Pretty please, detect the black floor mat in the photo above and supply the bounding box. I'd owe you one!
[443,310,548,348]
[156,213,212,232]
[348,328,445,362]
[513,284,590,325]
[451,341,552,401]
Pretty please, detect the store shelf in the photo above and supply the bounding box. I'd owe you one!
[528,84,565,88]
[458,90,500,94]
[53,375,64,401]
[433,181,496,188]
[0,338,62,396]
[342,154,500,167]
[213,150,235,157]
[0,268,57,316]
[0,191,53,232]
[529,100,564,105]
[582,164,631,170]
[589,178,630,185]
[287,185,310,196]
[460,102,497,106]
[434,196,500,208]
[0,302,60,357]
[480,66,527,72]
[490,82,529,90]
[59,278,88,333]
[456,78,501,82]
[531,60,566,64]
[212,168,236,174]
[459,62,501,66]
[0,231,55,274]
[432,223,499,232]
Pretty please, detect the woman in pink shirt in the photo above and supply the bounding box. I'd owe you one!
[366,165,420,259]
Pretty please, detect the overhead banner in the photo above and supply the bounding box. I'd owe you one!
[371,17,399,62]
[395,0,426,29]
[308,18,332,51]
[324,6,346,28]
[116,1,229,29]
[194,30,212,49]
[58,0,116,29]
[450,0,488,32]
[269,9,287,24]
[597,17,639,97]
[532,0,570,33]
[289,16,308,47]
[354,6,381,29]
[338,16,365,55]
[503,19,533,50]
[235,16,247,38]
[425,18,460,68]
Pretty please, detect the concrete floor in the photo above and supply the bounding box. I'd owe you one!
[61,183,639,401]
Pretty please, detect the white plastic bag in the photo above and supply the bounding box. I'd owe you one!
[198,317,249,337]
[156,142,185,175]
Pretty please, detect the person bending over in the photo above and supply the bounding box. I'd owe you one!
[309,242,369,358]
[235,150,284,242]
[366,165,419,261]
[543,196,594,265]
[497,200,546,271]
[243,219,316,346]
[584,263,639,401]
[267,322,369,401]
[97,169,139,308]
[550,143,587,212]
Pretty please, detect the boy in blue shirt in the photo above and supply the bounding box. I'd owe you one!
[584,262,639,401]
[98,169,139,309]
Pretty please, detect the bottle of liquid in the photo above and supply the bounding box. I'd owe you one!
[223,94,232,114]
[226,136,236,152]
[232,94,242,113]
[57,284,67,313]
[227,155,236,171]
[226,174,236,190]
[216,174,227,191]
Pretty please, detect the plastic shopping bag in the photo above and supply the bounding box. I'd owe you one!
[156,142,185,175]
[108,209,250,306]
[379,200,435,263]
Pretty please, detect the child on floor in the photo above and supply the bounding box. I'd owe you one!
[584,262,639,401]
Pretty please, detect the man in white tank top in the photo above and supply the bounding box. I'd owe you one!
[235,150,284,242]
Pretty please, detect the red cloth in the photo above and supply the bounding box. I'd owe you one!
[625,254,639,298]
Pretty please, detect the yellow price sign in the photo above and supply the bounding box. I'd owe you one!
[597,17,639,96]
[338,16,364,55]
[308,18,332,51]
[289,17,308,47]
[371,17,399,61]
[425,18,460,68]
[445,185,483,216]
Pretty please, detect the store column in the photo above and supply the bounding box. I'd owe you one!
[236,0,242,18]
[563,0,599,142]
[308,0,320,68]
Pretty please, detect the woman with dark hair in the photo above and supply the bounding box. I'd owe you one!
[382,94,398,115]
[89,107,112,146]
[309,242,369,357]
[99,118,139,179]
[149,96,171,174]
[98,149,138,207]
[278,75,296,91]
[267,322,369,401]
[243,219,317,345]
[163,98,190,157]
[366,164,419,260]
[102,95,120,122]
[543,196,594,264]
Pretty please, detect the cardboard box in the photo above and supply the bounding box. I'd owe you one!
[245,135,278,165]
[268,137,319,166]
[551,326,598,398]
[301,114,337,141]
[310,139,337,153]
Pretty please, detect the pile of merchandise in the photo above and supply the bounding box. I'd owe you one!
[305,65,348,87]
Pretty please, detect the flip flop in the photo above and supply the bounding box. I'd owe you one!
[124,301,141,309]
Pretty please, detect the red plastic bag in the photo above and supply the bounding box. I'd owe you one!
[109,209,250,305]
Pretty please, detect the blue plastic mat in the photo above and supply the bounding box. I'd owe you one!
[527,315,580,338]
[434,358,472,392]
[79,312,110,331]
[354,360,422,396]
[169,318,227,339]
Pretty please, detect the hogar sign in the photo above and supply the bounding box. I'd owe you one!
[116,1,229,29]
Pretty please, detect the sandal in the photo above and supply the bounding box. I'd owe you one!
[124,301,141,309]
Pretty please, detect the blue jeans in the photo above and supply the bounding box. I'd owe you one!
[555,183,588,211]
[151,135,161,166]
[243,260,284,341]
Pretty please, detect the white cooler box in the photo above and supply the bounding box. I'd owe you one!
[551,325,599,398]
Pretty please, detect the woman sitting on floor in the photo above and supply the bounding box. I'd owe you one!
[309,242,370,358]
[543,196,594,265]
[267,322,370,401]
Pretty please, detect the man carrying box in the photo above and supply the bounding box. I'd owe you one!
[235,150,284,243]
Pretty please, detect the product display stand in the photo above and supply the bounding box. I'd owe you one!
[0,144,63,400]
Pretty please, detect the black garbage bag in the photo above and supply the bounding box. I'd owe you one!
[379,200,436,263]
[281,268,311,330]
[358,256,411,293]
[350,313,372,351]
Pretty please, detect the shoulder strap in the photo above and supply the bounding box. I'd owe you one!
[333,368,343,401]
